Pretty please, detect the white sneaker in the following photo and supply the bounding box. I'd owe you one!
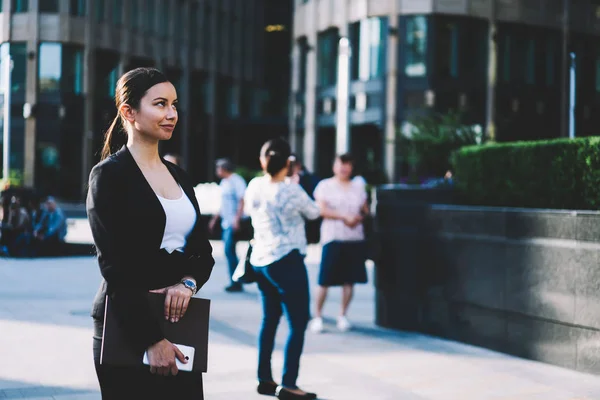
[309,317,324,333]
[337,316,352,332]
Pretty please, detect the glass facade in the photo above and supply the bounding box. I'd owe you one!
[95,0,105,22]
[39,43,62,92]
[404,16,428,77]
[190,2,199,46]
[146,0,155,32]
[349,17,387,81]
[112,0,122,25]
[39,43,83,94]
[130,0,140,30]
[40,0,58,12]
[0,43,27,176]
[70,0,86,16]
[436,21,458,78]
[161,0,169,38]
[317,28,339,87]
[12,0,28,13]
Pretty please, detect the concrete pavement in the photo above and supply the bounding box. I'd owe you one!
[2,242,600,399]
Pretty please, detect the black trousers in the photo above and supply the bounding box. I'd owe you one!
[93,319,204,400]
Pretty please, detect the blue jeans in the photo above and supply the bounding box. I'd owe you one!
[222,226,239,284]
[253,250,310,389]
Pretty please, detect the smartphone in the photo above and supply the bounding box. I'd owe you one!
[143,344,195,372]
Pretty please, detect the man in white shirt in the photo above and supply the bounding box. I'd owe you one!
[209,158,247,292]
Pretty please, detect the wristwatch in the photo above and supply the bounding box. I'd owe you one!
[181,278,198,295]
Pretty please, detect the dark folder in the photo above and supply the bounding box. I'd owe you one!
[100,293,210,372]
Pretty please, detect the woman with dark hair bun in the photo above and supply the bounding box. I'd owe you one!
[244,138,321,399]
[87,67,214,399]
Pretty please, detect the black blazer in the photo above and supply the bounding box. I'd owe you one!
[86,146,215,353]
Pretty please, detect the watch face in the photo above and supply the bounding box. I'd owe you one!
[184,279,196,288]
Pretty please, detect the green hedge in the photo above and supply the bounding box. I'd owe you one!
[450,137,600,210]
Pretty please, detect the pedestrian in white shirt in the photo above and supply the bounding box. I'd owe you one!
[209,158,247,292]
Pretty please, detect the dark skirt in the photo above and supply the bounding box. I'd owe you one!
[318,240,368,287]
[93,319,204,400]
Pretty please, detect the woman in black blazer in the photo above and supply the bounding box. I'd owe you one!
[87,67,214,399]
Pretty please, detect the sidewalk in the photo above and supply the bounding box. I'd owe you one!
[2,242,600,399]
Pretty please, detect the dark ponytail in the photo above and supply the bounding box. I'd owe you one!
[100,67,169,160]
[100,115,122,160]
[260,138,291,176]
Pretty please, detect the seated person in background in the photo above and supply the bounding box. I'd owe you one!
[33,197,67,252]
[6,196,31,256]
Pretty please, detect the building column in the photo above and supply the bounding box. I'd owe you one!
[485,0,497,142]
[384,8,399,183]
[206,0,219,180]
[179,1,191,171]
[302,2,318,173]
[81,0,96,199]
[23,0,40,187]
[289,43,299,154]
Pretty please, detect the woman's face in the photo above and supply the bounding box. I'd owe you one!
[124,82,178,142]
[333,158,353,180]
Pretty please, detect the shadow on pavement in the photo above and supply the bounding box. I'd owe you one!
[0,380,98,399]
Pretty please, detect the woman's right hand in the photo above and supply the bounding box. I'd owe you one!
[146,339,188,376]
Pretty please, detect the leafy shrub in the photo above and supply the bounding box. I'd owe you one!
[451,137,600,210]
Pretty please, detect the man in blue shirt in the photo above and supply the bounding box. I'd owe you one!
[34,197,67,255]
[209,158,247,292]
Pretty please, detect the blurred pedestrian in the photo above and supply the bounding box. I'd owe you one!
[309,154,369,334]
[289,155,319,199]
[32,196,67,255]
[208,157,247,292]
[244,138,320,400]
[87,67,215,399]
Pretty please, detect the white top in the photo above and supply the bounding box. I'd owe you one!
[156,186,197,253]
[244,175,320,267]
[314,177,367,245]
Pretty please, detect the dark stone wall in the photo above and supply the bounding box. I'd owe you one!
[375,186,600,375]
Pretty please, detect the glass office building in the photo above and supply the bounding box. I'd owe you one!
[0,0,291,200]
[291,0,600,181]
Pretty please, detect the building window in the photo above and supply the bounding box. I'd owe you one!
[317,28,339,87]
[501,33,511,83]
[130,0,139,30]
[349,17,387,81]
[173,0,183,42]
[204,5,212,52]
[112,0,122,25]
[40,0,59,12]
[546,37,555,86]
[70,0,86,16]
[12,0,28,13]
[161,0,169,38]
[39,43,62,92]
[95,1,105,22]
[146,0,155,32]
[436,21,458,78]
[298,38,308,93]
[525,38,535,84]
[190,2,199,46]
[107,67,118,97]
[38,43,84,94]
[404,16,427,77]
[595,52,600,93]
[1,43,27,93]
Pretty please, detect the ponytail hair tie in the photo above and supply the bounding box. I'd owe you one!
[268,150,276,156]
[288,155,296,162]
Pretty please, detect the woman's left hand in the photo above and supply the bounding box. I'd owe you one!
[150,283,194,323]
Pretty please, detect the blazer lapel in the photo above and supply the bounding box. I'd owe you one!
[118,146,167,248]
